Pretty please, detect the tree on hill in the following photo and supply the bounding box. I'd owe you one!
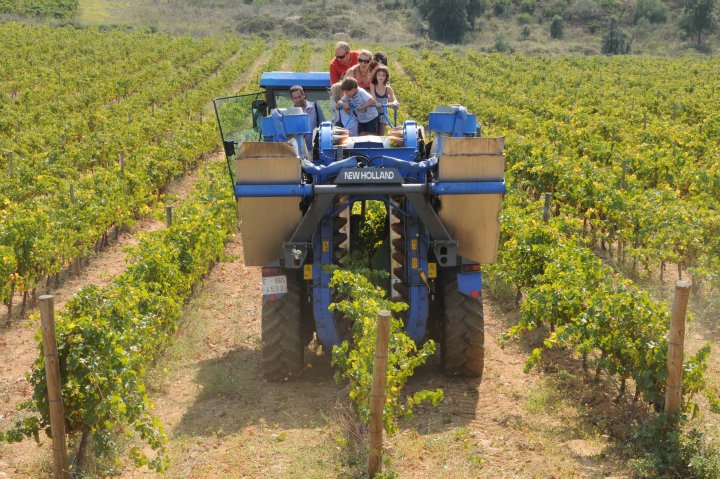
[679,0,719,48]
[633,0,668,24]
[415,0,472,43]
[601,17,631,54]
[550,15,564,38]
[467,0,489,24]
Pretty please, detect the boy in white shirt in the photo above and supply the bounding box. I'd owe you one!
[337,77,380,135]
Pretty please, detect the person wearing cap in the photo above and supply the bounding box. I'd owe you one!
[329,41,359,84]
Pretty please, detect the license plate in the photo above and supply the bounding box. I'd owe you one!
[262,275,287,295]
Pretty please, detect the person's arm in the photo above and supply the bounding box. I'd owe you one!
[387,85,399,107]
[337,96,351,113]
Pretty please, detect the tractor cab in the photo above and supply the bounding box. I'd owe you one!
[259,71,333,119]
[213,72,331,151]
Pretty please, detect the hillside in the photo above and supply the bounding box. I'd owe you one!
[0,0,717,54]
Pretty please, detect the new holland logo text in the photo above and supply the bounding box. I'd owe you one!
[343,170,396,181]
[335,168,402,184]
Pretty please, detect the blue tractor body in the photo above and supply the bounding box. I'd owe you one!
[214,72,505,380]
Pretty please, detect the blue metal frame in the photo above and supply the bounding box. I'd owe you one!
[312,213,342,347]
[233,181,505,198]
[402,204,430,343]
[227,99,500,349]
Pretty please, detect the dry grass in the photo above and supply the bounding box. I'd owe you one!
[72,0,719,54]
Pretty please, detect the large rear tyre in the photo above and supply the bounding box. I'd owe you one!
[440,271,485,378]
[261,271,304,381]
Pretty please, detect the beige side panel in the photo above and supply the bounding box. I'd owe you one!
[438,195,503,264]
[238,197,301,266]
[439,153,505,182]
[235,142,302,266]
[438,136,505,264]
[236,142,301,184]
[439,136,505,182]
[441,136,505,155]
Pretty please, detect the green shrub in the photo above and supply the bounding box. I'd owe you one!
[329,269,443,434]
[520,0,536,13]
[629,416,720,479]
[494,32,512,51]
[415,0,473,43]
[235,14,276,34]
[517,11,534,23]
[493,0,512,16]
[355,200,387,254]
[0,0,78,18]
[588,20,603,32]
[601,17,631,54]
[468,0,491,21]
[550,14,564,38]
[542,0,567,18]
[521,23,532,38]
[633,0,668,23]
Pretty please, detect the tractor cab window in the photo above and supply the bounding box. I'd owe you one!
[271,88,333,123]
[214,92,265,144]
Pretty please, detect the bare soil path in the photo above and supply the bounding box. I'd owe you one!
[98,233,637,479]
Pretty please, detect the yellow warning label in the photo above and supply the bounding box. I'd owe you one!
[412,257,418,269]
[428,262,437,278]
[411,239,418,250]
[304,264,313,280]
[322,240,329,252]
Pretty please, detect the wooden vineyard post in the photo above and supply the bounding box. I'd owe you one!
[165,206,174,227]
[664,280,691,414]
[39,295,70,479]
[368,310,391,478]
[69,182,79,279]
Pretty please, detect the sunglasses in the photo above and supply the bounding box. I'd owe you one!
[358,58,370,63]
[336,53,347,59]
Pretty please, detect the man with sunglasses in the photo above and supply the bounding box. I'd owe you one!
[329,41,359,84]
